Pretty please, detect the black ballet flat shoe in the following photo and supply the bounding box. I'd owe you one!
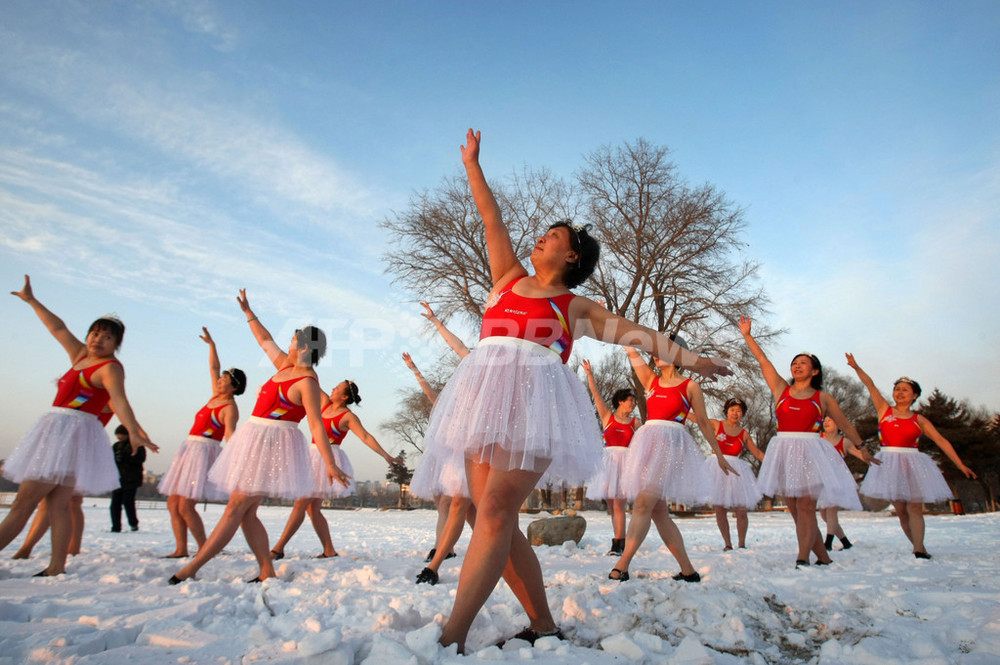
[130,525,139,532]
[415,567,439,585]
[824,534,835,551]
[795,559,810,568]
[162,553,188,559]
[839,537,853,550]
[815,559,831,566]
[444,551,457,560]
[246,576,263,583]
[269,550,284,560]
[671,571,701,583]
[608,568,629,582]
[914,551,932,560]
[424,548,436,562]
[723,545,733,552]
[33,570,60,577]
[497,627,564,648]
[168,575,183,585]
[315,552,339,559]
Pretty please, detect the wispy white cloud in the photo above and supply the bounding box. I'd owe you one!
[153,0,238,52]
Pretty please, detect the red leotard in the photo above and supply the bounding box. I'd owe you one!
[775,387,823,433]
[645,378,692,423]
[878,408,921,448]
[603,417,637,448]
[188,403,231,440]
[51,359,120,417]
[716,421,746,456]
[479,276,575,363]
[821,432,846,457]
[313,411,350,446]
[251,375,314,422]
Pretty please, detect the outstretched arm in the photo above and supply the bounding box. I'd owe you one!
[689,382,737,475]
[421,302,470,359]
[96,363,159,453]
[298,378,350,488]
[344,412,404,467]
[738,316,786,400]
[200,327,223,390]
[918,416,977,478]
[581,359,612,424]
[402,352,438,405]
[624,346,656,391]
[237,289,286,369]
[743,432,765,462]
[845,353,890,416]
[11,275,85,362]
[461,129,527,290]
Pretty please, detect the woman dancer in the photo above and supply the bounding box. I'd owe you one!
[430,129,730,652]
[169,291,349,584]
[609,345,736,582]
[738,316,875,566]
[1,275,157,576]
[846,354,976,558]
[270,380,401,559]
[706,398,765,551]
[819,417,853,551]
[158,328,245,558]
[581,359,638,556]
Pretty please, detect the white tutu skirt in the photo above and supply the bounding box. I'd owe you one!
[860,447,954,503]
[619,421,712,504]
[706,455,763,509]
[410,446,470,499]
[3,408,119,495]
[309,445,355,499]
[585,447,630,500]
[207,417,313,500]
[422,337,602,487]
[157,435,226,501]
[757,433,862,510]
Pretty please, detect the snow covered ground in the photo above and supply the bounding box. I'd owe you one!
[0,502,997,665]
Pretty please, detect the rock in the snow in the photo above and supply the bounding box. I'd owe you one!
[526,515,586,546]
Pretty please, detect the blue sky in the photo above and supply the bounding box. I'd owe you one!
[2,1,998,481]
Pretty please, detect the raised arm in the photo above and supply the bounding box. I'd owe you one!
[199,327,223,390]
[688,382,736,475]
[581,359,612,424]
[820,392,877,465]
[237,289,286,369]
[402,352,438,405]
[421,302,470,359]
[343,412,403,467]
[297,378,350,488]
[917,416,977,479]
[461,129,527,289]
[738,316,786,400]
[624,346,657,391]
[95,363,159,453]
[845,353,890,416]
[11,275,85,362]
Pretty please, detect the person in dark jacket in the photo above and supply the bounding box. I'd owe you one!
[110,425,146,532]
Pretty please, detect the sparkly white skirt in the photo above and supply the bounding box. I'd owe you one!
[3,408,119,495]
[705,455,763,509]
[309,445,355,499]
[757,433,862,510]
[620,420,712,504]
[157,435,226,501]
[207,417,313,500]
[409,445,470,499]
[585,446,630,500]
[860,447,954,503]
[422,337,602,487]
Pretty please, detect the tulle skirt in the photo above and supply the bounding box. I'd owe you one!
[706,455,763,509]
[409,446,470,499]
[422,337,602,487]
[309,445,355,499]
[757,433,862,510]
[207,417,313,500]
[3,408,119,495]
[860,447,954,503]
[620,420,712,504]
[585,446,630,500]
[157,435,226,501]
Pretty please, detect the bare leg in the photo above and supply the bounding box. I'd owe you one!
[270,498,310,557]
[434,494,450,544]
[427,497,471,574]
[438,460,550,652]
[612,491,658,575]
[43,484,76,575]
[180,498,208,549]
[306,499,337,556]
[68,495,84,555]
[610,498,627,540]
[0,480,56,553]
[13,503,49,559]
[714,506,732,549]
[240,501,276,580]
[166,495,189,556]
[650,500,696,575]
[893,501,914,544]
[788,496,829,563]
[173,492,257,581]
[906,502,927,554]
[735,508,749,548]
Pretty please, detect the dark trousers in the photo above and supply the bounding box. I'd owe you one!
[110,487,139,531]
